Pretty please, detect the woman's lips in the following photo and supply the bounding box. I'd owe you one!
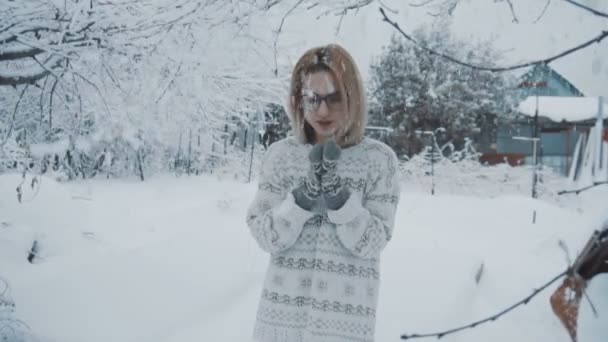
[318,121,333,128]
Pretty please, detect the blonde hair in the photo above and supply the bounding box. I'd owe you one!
[287,44,367,147]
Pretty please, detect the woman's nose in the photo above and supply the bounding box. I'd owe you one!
[316,100,330,117]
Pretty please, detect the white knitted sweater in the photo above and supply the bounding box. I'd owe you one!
[246,136,400,342]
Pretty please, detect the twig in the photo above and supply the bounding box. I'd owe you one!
[272,0,305,76]
[401,269,569,339]
[0,22,19,35]
[557,181,608,195]
[316,0,374,18]
[533,0,552,23]
[583,290,599,318]
[379,0,399,14]
[335,9,347,35]
[563,0,608,19]
[156,61,183,104]
[72,195,93,201]
[380,7,608,72]
[72,73,82,116]
[409,0,436,7]
[130,1,202,41]
[559,239,572,265]
[32,55,68,84]
[39,75,49,127]
[264,0,282,10]
[71,71,112,118]
[0,85,29,148]
[48,77,59,136]
[504,0,519,23]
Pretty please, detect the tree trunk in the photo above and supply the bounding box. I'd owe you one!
[136,149,145,181]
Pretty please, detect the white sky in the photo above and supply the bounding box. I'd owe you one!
[276,0,608,98]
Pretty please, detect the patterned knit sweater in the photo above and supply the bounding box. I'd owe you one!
[246,136,400,342]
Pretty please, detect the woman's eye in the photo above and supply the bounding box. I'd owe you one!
[328,93,342,104]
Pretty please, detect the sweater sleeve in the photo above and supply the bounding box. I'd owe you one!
[327,146,400,260]
[246,142,315,254]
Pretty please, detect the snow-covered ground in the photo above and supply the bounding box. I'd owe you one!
[1,167,607,342]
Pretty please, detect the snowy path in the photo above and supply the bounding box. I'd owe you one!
[1,174,606,342]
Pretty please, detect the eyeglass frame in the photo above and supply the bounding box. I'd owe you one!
[299,91,345,113]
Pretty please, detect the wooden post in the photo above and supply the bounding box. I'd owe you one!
[566,127,571,176]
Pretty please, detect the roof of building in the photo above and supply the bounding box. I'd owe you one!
[518,96,607,122]
[518,64,585,97]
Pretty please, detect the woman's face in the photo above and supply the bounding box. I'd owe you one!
[300,71,346,143]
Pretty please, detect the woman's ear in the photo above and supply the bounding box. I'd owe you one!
[290,96,296,112]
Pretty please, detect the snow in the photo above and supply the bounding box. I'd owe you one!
[29,140,70,158]
[1,169,607,342]
[518,96,607,122]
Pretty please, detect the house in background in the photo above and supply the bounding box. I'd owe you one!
[488,63,607,176]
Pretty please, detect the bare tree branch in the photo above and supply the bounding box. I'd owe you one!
[563,0,608,19]
[557,181,608,195]
[48,77,59,135]
[533,0,552,23]
[32,55,68,85]
[409,0,436,7]
[273,0,305,76]
[401,269,569,340]
[13,37,72,60]
[379,0,399,14]
[380,7,608,72]
[316,0,374,18]
[265,0,283,10]
[73,73,82,117]
[39,75,49,126]
[0,26,63,45]
[0,22,19,35]
[504,0,519,23]
[130,1,203,41]
[156,61,183,104]
[101,62,126,93]
[71,71,112,117]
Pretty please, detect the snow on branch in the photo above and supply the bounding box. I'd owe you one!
[0,69,50,86]
[0,55,65,86]
[0,46,45,61]
[379,7,608,72]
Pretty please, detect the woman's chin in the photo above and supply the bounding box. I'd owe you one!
[316,132,334,141]
[317,127,336,137]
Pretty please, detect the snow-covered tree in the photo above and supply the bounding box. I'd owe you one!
[0,0,288,179]
[369,23,517,158]
[1,0,390,179]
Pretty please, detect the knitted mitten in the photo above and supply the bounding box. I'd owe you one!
[321,140,350,210]
[292,143,324,211]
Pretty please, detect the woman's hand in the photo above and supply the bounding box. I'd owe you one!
[321,140,350,210]
[292,143,324,211]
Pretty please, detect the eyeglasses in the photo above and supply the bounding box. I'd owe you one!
[301,91,344,112]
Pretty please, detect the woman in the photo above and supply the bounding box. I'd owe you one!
[246,44,400,342]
